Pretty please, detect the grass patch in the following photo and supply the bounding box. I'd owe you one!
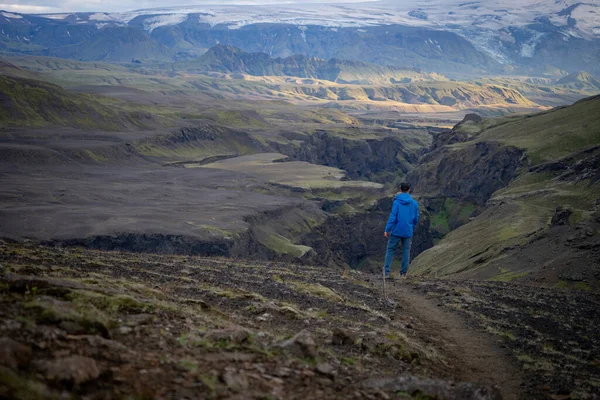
[490,271,529,282]
[486,326,516,340]
[259,234,313,258]
[287,281,346,303]
[554,280,569,289]
[67,290,153,314]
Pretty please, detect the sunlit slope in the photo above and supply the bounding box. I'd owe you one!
[461,95,600,164]
[411,96,600,287]
[1,54,541,112]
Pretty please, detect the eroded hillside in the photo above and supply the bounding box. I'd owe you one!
[409,96,600,290]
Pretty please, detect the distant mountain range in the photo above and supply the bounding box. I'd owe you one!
[175,45,446,85]
[1,1,599,77]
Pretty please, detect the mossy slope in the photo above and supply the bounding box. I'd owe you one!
[411,96,600,287]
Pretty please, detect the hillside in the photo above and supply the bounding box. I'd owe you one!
[52,26,174,63]
[0,60,40,80]
[556,71,600,91]
[0,54,542,114]
[2,241,599,399]
[0,75,164,129]
[408,95,600,289]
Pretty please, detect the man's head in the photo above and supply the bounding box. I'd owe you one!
[399,182,411,193]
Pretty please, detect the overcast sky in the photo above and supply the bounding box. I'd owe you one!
[0,0,376,13]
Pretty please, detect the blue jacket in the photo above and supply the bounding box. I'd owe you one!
[385,193,420,238]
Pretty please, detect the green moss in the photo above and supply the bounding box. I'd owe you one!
[430,211,450,234]
[485,326,516,340]
[341,357,357,366]
[67,290,153,314]
[83,150,108,162]
[573,282,593,292]
[287,281,346,303]
[490,271,529,282]
[554,280,569,289]
[259,234,313,258]
[178,358,198,372]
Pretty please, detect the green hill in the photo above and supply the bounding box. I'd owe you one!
[409,95,600,289]
[0,75,161,129]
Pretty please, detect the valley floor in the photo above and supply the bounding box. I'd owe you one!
[1,242,598,399]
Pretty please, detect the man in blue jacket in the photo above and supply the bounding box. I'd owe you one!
[384,182,420,278]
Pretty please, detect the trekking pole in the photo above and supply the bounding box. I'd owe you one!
[382,264,387,302]
[382,265,395,307]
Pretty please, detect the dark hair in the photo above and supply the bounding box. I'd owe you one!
[399,182,411,192]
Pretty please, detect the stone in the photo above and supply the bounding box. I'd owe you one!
[331,328,357,346]
[42,356,101,385]
[221,370,249,392]
[316,363,336,377]
[118,326,133,335]
[275,330,317,358]
[257,313,273,322]
[0,337,32,370]
[205,328,249,344]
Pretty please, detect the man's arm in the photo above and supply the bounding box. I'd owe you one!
[385,200,399,235]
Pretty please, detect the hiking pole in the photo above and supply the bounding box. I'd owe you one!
[382,265,395,307]
[382,264,387,302]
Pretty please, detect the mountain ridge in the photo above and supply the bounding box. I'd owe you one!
[2,2,600,76]
[177,44,446,85]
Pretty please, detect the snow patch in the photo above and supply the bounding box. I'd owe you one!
[1,12,22,19]
[143,14,188,33]
[40,14,68,20]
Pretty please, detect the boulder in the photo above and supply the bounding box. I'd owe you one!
[551,206,573,226]
[275,330,317,358]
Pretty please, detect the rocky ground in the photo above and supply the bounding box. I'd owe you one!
[413,280,600,399]
[1,241,599,399]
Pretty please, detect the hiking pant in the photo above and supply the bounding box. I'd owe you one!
[384,235,412,277]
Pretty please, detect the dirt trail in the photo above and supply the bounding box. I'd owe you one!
[387,281,523,400]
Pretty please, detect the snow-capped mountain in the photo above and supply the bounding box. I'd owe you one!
[1,1,599,76]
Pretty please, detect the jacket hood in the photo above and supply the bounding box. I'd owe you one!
[395,193,413,205]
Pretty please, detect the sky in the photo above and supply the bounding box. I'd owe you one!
[0,0,376,14]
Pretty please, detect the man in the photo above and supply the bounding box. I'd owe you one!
[384,182,420,279]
